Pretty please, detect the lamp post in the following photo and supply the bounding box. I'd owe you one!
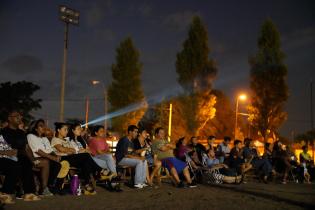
[235,94,247,140]
[92,80,108,132]
[58,5,80,122]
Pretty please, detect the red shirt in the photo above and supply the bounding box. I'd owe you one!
[88,137,109,156]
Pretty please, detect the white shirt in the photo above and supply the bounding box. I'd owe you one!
[51,137,73,156]
[218,142,230,154]
[27,134,53,158]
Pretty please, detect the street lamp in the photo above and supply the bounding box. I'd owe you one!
[58,5,80,122]
[235,94,247,140]
[91,80,108,132]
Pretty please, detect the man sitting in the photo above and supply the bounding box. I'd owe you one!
[0,110,41,202]
[243,138,272,183]
[204,149,242,184]
[217,136,231,164]
[151,127,196,188]
[115,125,148,188]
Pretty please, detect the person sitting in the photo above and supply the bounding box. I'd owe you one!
[188,136,206,163]
[243,138,272,183]
[217,136,231,164]
[205,135,216,151]
[229,140,252,177]
[0,110,40,202]
[176,137,200,170]
[87,125,117,179]
[263,143,272,162]
[115,125,149,188]
[27,119,62,196]
[300,146,315,181]
[272,141,292,184]
[51,122,101,195]
[68,123,114,180]
[204,149,242,184]
[151,127,196,188]
[133,128,160,184]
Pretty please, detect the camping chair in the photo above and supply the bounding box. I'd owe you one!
[184,153,198,182]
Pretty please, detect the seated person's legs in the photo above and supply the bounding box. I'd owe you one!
[0,158,20,195]
[150,157,161,183]
[34,158,50,194]
[119,158,146,185]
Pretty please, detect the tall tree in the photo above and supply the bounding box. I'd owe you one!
[0,81,42,123]
[108,37,146,133]
[175,16,217,136]
[248,19,289,142]
[176,16,217,93]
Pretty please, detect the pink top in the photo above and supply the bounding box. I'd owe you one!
[88,137,109,156]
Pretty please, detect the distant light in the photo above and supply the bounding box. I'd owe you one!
[238,94,247,101]
[59,5,80,26]
[92,80,100,85]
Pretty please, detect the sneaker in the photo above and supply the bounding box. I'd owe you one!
[41,187,53,196]
[187,182,197,188]
[134,184,143,189]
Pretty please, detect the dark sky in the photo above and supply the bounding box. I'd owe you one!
[0,0,314,138]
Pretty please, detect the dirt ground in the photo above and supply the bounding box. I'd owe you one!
[3,181,315,210]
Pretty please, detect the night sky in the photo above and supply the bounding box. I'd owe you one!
[0,0,314,138]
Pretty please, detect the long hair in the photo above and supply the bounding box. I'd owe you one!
[28,119,45,137]
[54,122,68,137]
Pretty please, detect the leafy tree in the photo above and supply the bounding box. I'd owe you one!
[108,37,146,133]
[0,81,41,123]
[248,19,289,142]
[175,16,217,136]
[176,16,217,93]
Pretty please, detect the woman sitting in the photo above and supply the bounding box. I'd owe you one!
[87,125,117,179]
[68,124,116,180]
[27,119,62,196]
[51,122,101,195]
[133,128,160,185]
[176,137,200,170]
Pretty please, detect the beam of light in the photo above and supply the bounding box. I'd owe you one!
[82,72,245,128]
[81,86,182,127]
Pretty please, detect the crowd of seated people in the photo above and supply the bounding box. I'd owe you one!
[1,110,314,206]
